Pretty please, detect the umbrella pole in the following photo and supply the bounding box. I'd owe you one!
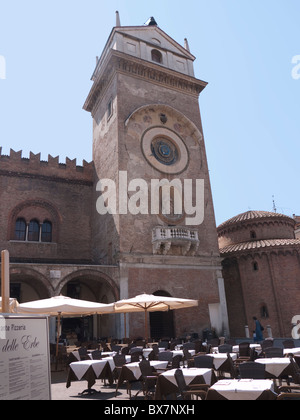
[55,312,62,372]
[145,309,148,344]
[124,313,127,339]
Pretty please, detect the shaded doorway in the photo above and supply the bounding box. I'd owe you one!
[150,290,175,340]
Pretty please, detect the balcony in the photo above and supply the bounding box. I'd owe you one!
[152,226,199,256]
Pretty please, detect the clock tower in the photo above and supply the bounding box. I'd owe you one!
[84,14,229,339]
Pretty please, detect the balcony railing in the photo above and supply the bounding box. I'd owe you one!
[152,226,199,256]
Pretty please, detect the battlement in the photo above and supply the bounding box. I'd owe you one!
[0,148,94,184]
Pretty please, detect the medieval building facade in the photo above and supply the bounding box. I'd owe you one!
[0,17,229,341]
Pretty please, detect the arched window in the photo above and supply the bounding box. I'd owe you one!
[41,221,52,243]
[250,230,257,239]
[15,218,26,241]
[151,49,162,64]
[253,261,259,271]
[260,305,269,319]
[28,219,40,242]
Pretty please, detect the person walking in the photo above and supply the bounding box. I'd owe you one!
[253,317,264,343]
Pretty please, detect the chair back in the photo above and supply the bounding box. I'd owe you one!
[174,369,187,394]
[171,355,182,369]
[264,347,284,358]
[183,342,195,351]
[283,339,295,349]
[91,350,102,360]
[183,348,193,361]
[113,354,126,367]
[158,351,173,362]
[158,341,169,350]
[239,362,266,379]
[239,342,250,357]
[261,339,274,351]
[218,344,233,354]
[193,355,214,369]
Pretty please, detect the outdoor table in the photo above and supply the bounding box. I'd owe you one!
[154,368,217,400]
[255,357,293,379]
[283,348,300,356]
[104,355,131,371]
[205,353,237,371]
[115,360,168,396]
[206,379,277,400]
[66,359,114,393]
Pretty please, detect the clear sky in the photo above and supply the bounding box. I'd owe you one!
[0,0,299,226]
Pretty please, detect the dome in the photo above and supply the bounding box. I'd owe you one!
[217,210,294,231]
[217,210,296,250]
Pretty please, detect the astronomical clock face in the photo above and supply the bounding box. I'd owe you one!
[141,126,189,175]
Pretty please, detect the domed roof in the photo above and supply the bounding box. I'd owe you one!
[217,210,294,231]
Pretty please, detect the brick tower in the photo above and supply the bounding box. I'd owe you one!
[84,14,229,339]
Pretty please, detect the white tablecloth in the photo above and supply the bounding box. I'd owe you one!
[209,379,275,401]
[255,358,291,378]
[69,360,109,381]
[124,360,169,380]
[206,353,237,370]
[160,368,213,387]
[283,347,300,356]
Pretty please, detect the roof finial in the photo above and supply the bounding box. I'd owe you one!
[184,38,190,52]
[115,11,121,27]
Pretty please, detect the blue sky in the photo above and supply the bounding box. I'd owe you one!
[0,0,299,226]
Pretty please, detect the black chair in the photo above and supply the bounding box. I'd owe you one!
[174,369,209,400]
[78,347,89,360]
[283,340,295,349]
[139,360,159,400]
[193,355,214,369]
[158,341,169,350]
[158,351,173,362]
[264,347,284,358]
[183,342,195,351]
[218,344,233,354]
[90,350,102,360]
[239,362,266,379]
[261,339,274,352]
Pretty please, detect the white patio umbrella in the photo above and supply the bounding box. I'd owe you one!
[16,295,115,357]
[113,293,199,341]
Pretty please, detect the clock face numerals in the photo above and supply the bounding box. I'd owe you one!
[151,137,179,166]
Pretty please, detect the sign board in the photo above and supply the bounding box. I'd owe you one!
[0,314,51,400]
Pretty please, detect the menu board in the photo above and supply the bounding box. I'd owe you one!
[0,315,51,400]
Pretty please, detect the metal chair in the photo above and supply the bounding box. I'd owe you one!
[239,362,266,379]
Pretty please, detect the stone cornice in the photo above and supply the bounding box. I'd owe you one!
[83,50,207,114]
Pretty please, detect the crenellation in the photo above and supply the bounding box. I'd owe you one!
[0,147,94,181]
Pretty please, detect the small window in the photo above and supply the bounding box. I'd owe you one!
[250,230,257,239]
[15,218,26,241]
[151,49,162,64]
[253,261,259,271]
[260,305,269,319]
[41,221,52,243]
[107,99,113,120]
[28,219,40,242]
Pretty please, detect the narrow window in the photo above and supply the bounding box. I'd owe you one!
[15,218,26,241]
[28,219,40,242]
[151,49,162,64]
[41,221,52,243]
[107,99,113,119]
[250,230,257,239]
[261,305,269,319]
[253,261,259,271]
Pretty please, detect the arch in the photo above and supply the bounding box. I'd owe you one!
[150,290,175,339]
[10,266,52,302]
[8,198,61,242]
[151,49,163,64]
[56,269,119,302]
[124,104,203,146]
